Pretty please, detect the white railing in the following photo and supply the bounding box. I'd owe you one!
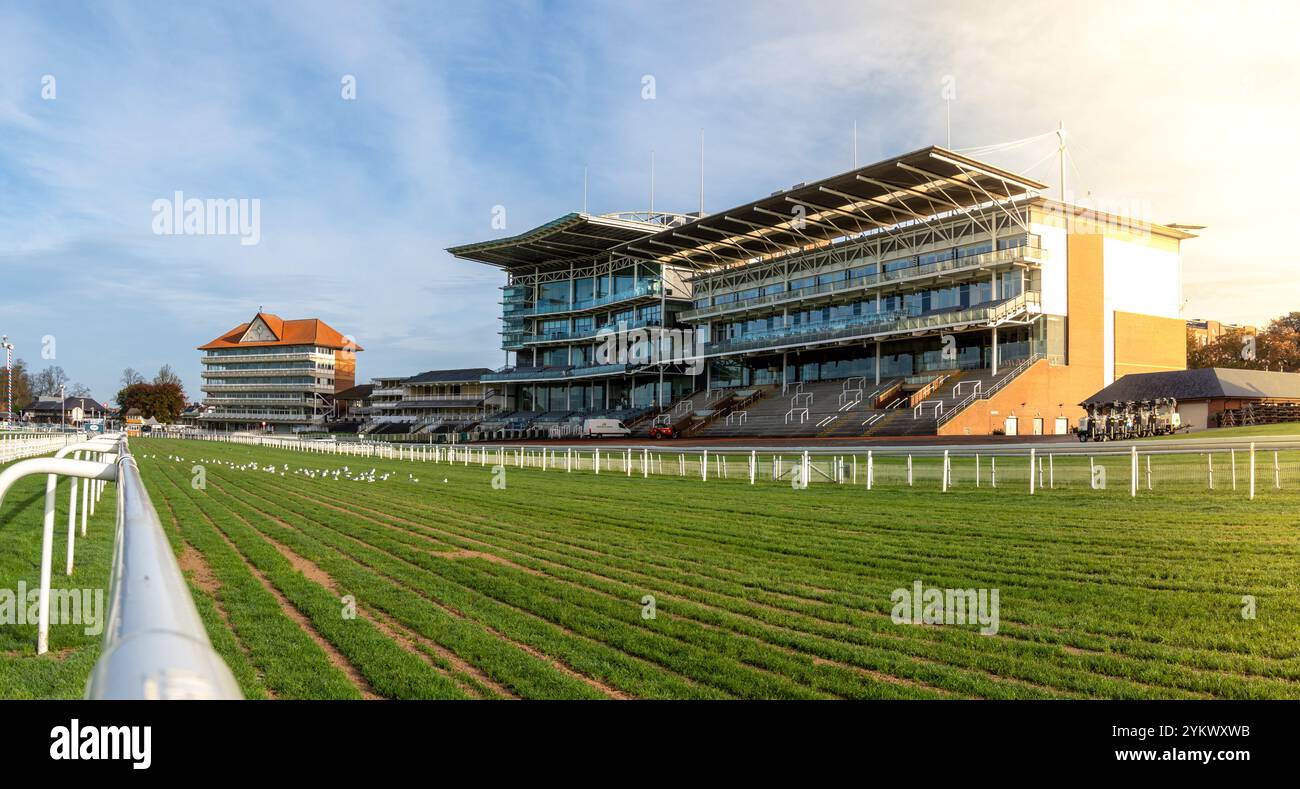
[913,400,945,420]
[936,353,1044,428]
[0,432,241,698]
[1,433,79,463]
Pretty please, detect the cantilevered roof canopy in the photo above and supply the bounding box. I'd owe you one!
[615,146,1047,269]
[446,212,690,269]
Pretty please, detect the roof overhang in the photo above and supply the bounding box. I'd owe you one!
[446,212,689,270]
[614,146,1047,270]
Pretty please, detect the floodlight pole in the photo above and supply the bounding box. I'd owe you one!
[2,336,13,422]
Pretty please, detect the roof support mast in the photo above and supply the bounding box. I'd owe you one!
[1057,121,1066,202]
[698,128,705,217]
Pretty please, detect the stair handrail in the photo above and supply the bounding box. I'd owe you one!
[935,353,1044,427]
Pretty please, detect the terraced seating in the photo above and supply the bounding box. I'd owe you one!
[864,364,1036,437]
[696,380,849,438]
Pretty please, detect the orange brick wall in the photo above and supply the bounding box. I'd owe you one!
[941,233,1113,435]
[334,350,357,393]
[1114,311,1186,378]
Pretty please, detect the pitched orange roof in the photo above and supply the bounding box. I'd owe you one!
[197,312,364,351]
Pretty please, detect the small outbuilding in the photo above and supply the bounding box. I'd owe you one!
[1082,368,1300,431]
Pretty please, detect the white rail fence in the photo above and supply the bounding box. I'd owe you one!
[160,432,1297,499]
[0,432,241,698]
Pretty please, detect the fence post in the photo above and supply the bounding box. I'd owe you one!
[702,449,708,482]
[1207,453,1213,490]
[867,450,874,491]
[1130,445,1138,498]
[801,451,810,489]
[749,450,756,485]
[1231,448,1237,491]
[975,453,980,487]
[1146,454,1152,491]
[66,453,79,574]
[595,447,600,475]
[991,456,997,488]
[942,450,949,493]
[1049,454,1055,489]
[906,454,912,487]
[1275,450,1281,490]
[1029,448,1036,495]
[1249,442,1256,500]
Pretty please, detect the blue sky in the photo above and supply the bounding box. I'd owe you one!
[2,0,1298,403]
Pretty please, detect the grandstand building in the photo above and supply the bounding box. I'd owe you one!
[359,368,502,438]
[450,146,1194,438]
[197,311,360,433]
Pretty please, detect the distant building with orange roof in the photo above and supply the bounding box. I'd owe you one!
[197,311,362,432]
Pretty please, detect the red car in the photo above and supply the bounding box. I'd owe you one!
[649,425,676,439]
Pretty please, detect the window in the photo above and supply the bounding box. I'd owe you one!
[538,280,569,310]
[539,318,568,337]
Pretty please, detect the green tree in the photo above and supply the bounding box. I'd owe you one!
[116,381,186,423]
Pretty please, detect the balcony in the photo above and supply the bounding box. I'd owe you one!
[505,280,677,319]
[482,362,635,383]
[201,367,335,378]
[520,316,659,346]
[197,411,315,422]
[681,244,1046,323]
[201,383,334,393]
[202,396,311,405]
[202,352,331,364]
[702,291,1042,357]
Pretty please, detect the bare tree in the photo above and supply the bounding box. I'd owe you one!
[32,365,70,397]
[120,367,145,388]
[154,364,183,387]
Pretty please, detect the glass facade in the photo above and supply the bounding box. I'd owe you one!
[704,321,1043,387]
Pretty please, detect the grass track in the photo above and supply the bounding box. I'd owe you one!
[10,436,1299,699]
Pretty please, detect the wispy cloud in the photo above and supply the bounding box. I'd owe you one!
[1,0,1296,400]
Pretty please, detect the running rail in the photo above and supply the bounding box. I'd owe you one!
[0,433,241,698]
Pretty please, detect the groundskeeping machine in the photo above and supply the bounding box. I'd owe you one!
[1076,398,1182,442]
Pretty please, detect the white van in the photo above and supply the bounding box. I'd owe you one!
[582,418,631,438]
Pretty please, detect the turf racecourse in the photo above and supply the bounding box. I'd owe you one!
[4,435,1300,699]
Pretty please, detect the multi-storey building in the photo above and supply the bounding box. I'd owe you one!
[1187,318,1256,348]
[197,311,361,432]
[448,212,703,414]
[451,146,1194,436]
